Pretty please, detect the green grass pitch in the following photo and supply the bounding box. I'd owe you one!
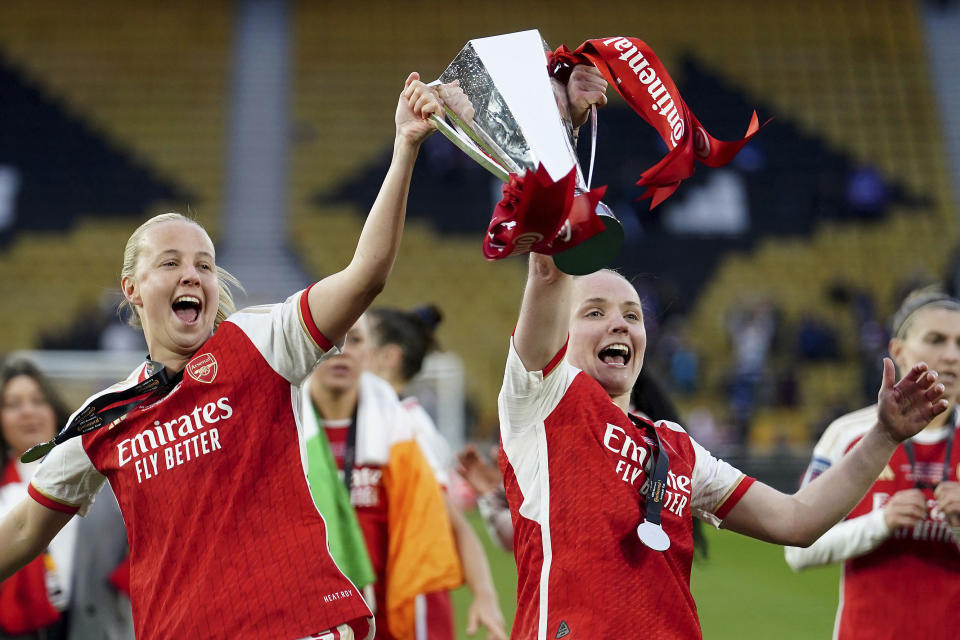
[451,513,841,638]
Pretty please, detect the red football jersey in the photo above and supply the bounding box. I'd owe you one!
[798,406,960,640]
[498,340,753,640]
[30,289,372,639]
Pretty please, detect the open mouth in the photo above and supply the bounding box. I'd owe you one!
[598,343,631,367]
[172,295,202,324]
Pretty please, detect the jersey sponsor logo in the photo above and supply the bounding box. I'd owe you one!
[348,467,383,508]
[555,620,570,638]
[116,396,232,483]
[186,352,218,384]
[603,423,692,516]
[601,37,685,145]
[873,493,957,543]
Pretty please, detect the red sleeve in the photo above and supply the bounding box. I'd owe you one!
[542,341,568,377]
[27,483,80,515]
[713,476,756,520]
[298,284,334,352]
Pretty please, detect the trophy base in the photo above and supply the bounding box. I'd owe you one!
[553,215,624,276]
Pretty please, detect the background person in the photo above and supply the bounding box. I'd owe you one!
[0,72,445,640]
[785,288,960,640]
[367,305,507,640]
[303,314,462,640]
[0,359,133,640]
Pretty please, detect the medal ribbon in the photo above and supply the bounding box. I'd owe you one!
[21,362,183,462]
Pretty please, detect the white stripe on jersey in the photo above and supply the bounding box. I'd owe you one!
[499,340,578,639]
[535,417,553,640]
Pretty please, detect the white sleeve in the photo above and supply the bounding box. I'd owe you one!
[224,286,342,385]
[29,438,107,517]
[785,509,890,570]
[499,337,577,436]
[685,431,751,527]
[784,408,890,569]
[406,404,452,486]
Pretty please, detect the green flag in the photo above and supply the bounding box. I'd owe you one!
[305,409,376,590]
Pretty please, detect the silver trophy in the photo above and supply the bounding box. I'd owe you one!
[430,29,623,275]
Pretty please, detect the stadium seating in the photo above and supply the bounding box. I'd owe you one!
[0,0,232,352]
[289,0,954,439]
[0,0,952,446]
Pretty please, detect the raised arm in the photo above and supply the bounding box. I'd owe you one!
[0,497,73,582]
[514,253,572,372]
[723,359,947,547]
[307,73,443,345]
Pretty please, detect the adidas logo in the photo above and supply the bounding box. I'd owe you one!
[556,620,570,638]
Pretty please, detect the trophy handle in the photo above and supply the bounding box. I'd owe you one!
[430,114,510,183]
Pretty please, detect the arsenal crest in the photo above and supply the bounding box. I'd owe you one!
[187,353,218,384]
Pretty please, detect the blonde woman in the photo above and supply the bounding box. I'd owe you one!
[0,72,444,640]
[786,289,960,639]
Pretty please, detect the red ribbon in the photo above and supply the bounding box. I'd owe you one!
[483,165,607,261]
[551,38,767,209]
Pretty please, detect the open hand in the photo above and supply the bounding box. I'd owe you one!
[876,358,948,444]
[396,72,443,145]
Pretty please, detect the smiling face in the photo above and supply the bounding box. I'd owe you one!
[890,306,960,405]
[568,271,647,407]
[121,220,220,368]
[1,374,58,458]
[313,316,372,395]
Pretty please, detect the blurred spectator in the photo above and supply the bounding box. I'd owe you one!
[303,317,463,640]
[845,166,889,218]
[0,359,133,640]
[655,319,700,394]
[725,297,780,443]
[367,306,506,640]
[796,314,840,361]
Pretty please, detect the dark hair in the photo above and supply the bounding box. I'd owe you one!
[0,359,71,467]
[890,287,960,339]
[368,305,443,383]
